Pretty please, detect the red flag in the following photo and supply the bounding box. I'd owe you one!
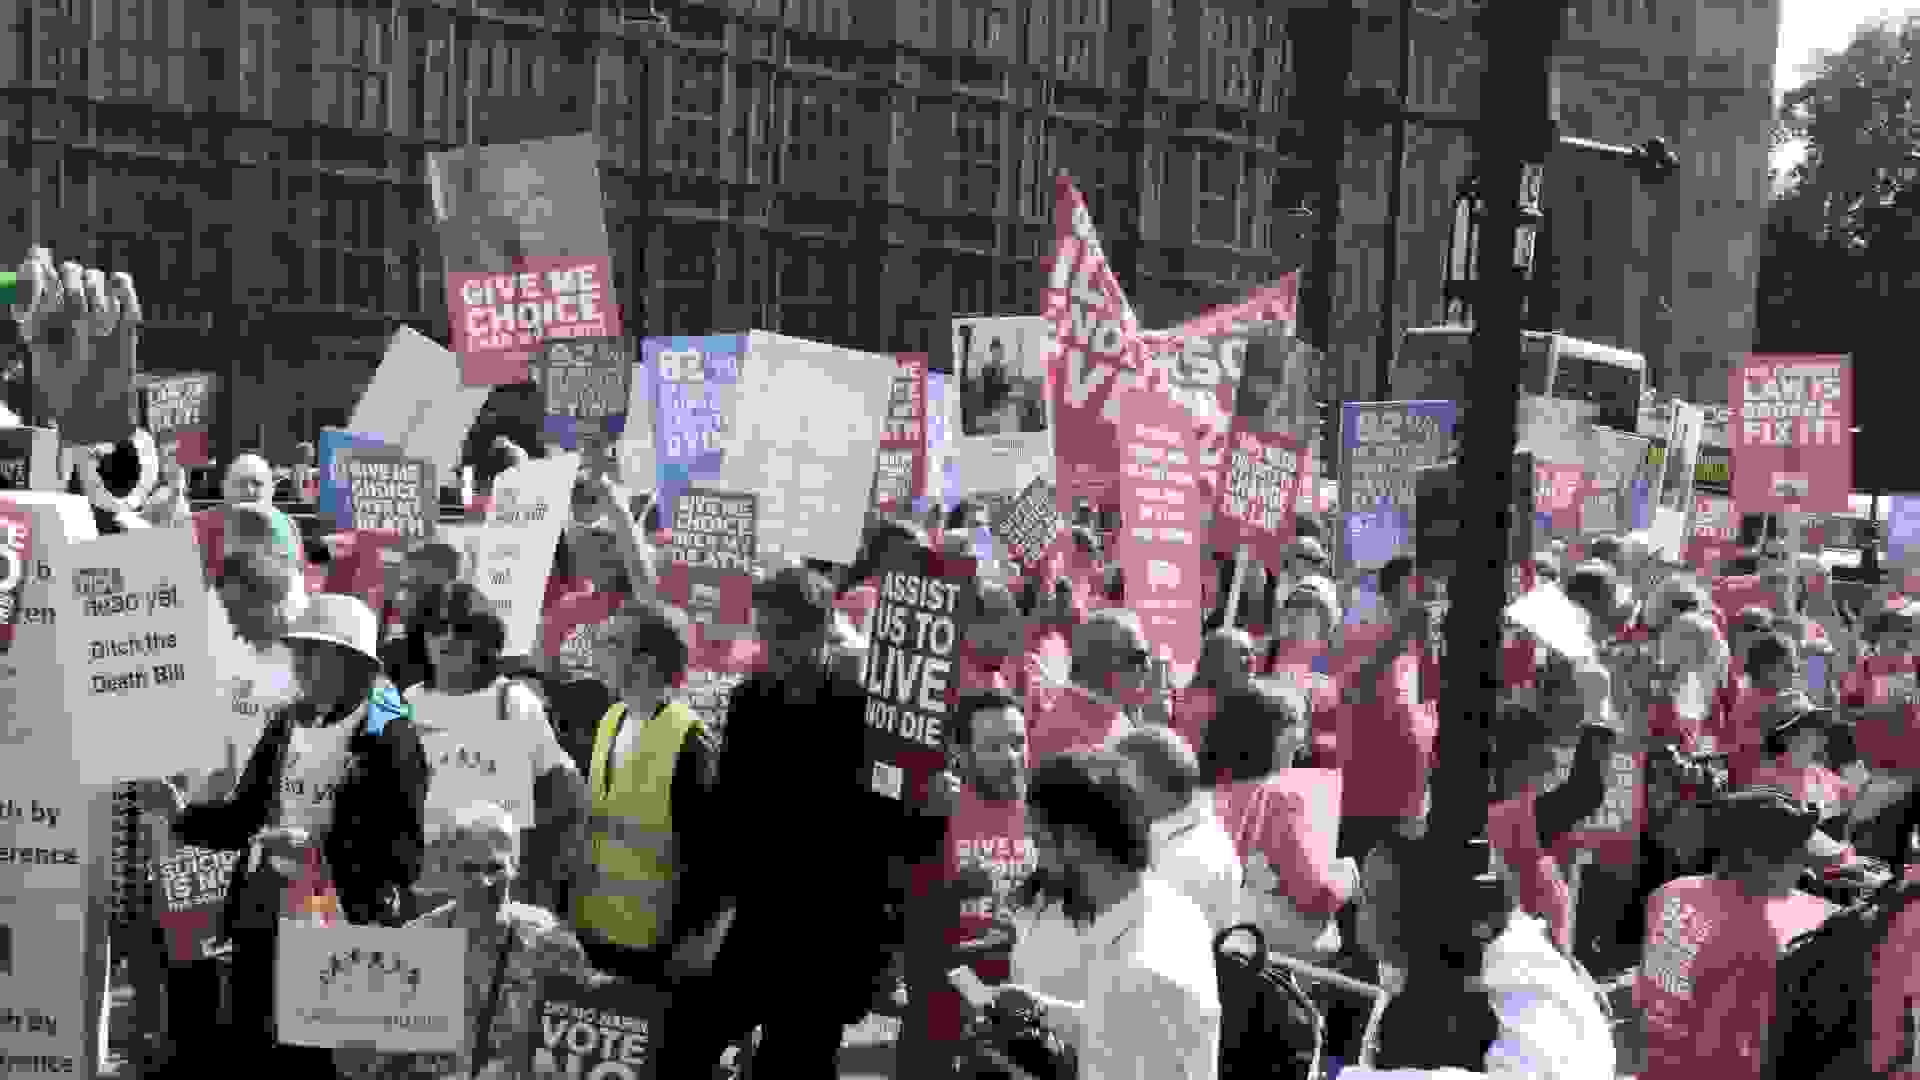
[1044,176,1145,509]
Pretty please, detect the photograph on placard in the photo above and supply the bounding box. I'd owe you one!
[955,316,1049,439]
[427,133,611,276]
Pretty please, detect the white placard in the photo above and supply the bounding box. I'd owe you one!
[952,316,1056,497]
[1504,583,1595,664]
[616,354,656,491]
[56,528,219,787]
[472,453,579,657]
[716,332,893,565]
[0,887,90,1073]
[350,326,492,476]
[275,924,467,1052]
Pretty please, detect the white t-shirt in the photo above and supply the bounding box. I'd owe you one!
[408,677,572,894]
[275,720,355,836]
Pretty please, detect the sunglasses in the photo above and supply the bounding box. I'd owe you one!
[1123,648,1151,670]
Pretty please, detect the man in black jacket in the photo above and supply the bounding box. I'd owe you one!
[655,566,947,1078]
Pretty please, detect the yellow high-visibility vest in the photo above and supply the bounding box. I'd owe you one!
[574,700,697,950]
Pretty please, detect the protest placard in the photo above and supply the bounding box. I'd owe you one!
[1690,494,1737,542]
[336,450,435,540]
[0,896,88,1075]
[1888,496,1920,565]
[153,846,242,964]
[351,327,492,476]
[538,337,632,451]
[275,924,466,1052]
[954,316,1055,497]
[524,973,670,1080]
[991,476,1065,573]
[428,132,620,385]
[659,488,756,628]
[1551,749,1648,869]
[0,427,58,492]
[869,353,930,515]
[1731,354,1852,513]
[416,700,540,899]
[1339,401,1458,622]
[1535,463,1586,533]
[1211,428,1306,570]
[716,332,894,567]
[1044,176,1146,508]
[318,429,396,526]
[646,335,741,529]
[923,369,961,516]
[1517,395,1594,466]
[1115,387,1206,680]
[681,636,763,753]
[1696,445,1731,495]
[473,453,579,658]
[861,545,977,806]
[0,499,29,655]
[1656,400,1705,513]
[56,528,216,786]
[138,372,216,467]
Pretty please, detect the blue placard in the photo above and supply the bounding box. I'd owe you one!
[1887,496,1920,563]
[646,335,744,529]
[317,428,395,528]
[1805,654,1827,697]
[1630,479,1652,530]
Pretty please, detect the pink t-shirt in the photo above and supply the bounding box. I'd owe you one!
[1487,786,1572,952]
[1336,651,1435,821]
[1874,895,1920,1074]
[1212,771,1347,917]
[1637,876,1836,1080]
[907,788,1034,1044]
[1025,683,1128,764]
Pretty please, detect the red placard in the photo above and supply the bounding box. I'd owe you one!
[869,353,929,515]
[1730,355,1852,513]
[1115,387,1206,680]
[0,499,29,655]
[1535,463,1587,533]
[1210,427,1307,570]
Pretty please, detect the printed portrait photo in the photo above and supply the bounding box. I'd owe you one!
[428,133,612,274]
[955,317,1050,439]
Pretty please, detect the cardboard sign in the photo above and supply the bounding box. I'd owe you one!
[1731,354,1852,513]
[0,427,59,491]
[428,132,621,385]
[336,450,435,540]
[1211,427,1306,570]
[861,545,977,806]
[138,373,216,467]
[472,453,579,657]
[955,316,1055,498]
[275,924,466,1052]
[658,488,756,628]
[714,332,894,567]
[869,353,930,515]
[351,327,492,476]
[1340,400,1458,621]
[524,973,669,1080]
[646,335,742,530]
[990,476,1064,573]
[1656,400,1705,513]
[1044,175,1146,507]
[538,337,632,451]
[1115,387,1206,681]
[57,528,217,786]
[153,846,241,965]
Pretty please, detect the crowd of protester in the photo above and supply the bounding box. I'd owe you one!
[85,441,1920,1080]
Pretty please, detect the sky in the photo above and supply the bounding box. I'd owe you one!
[1770,1,1919,178]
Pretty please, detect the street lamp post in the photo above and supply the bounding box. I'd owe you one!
[1441,164,1547,326]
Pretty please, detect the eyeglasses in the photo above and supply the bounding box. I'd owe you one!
[455,858,510,878]
[1122,648,1152,671]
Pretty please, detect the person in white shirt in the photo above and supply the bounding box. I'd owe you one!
[1109,725,1245,934]
[404,582,587,913]
[994,751,1223,1080]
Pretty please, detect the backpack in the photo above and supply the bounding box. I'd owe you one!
[1764,878,1920,1080]
[1215,923,1321,1080]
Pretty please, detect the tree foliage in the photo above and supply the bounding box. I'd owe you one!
[1775,14,1920,243]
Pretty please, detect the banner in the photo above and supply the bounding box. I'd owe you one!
[869,353,930,515]
[0,427,58,491]
[646,335,743,530]
[861,544,977,807]
[537,338,633,451]
[335,449,435,540]
[349,327,491,477]
[0,498,28,654]
[715,332,894,567]
[138,373,216,467]
[1115,387,1206,680]
[153,846,241,964]
[275,925,465,1052]
[990,476,1065,573]
[658,488,756,628]
[525,973,669,1079]
[428,132,620,385]
[1731,354,1852,513]
[472,453,579,658]
[1044,175,1145,507]
[1339,401,1458,623]
[1210,428,1307,570]
[57,528,216,786]
[953,316,1055,497]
